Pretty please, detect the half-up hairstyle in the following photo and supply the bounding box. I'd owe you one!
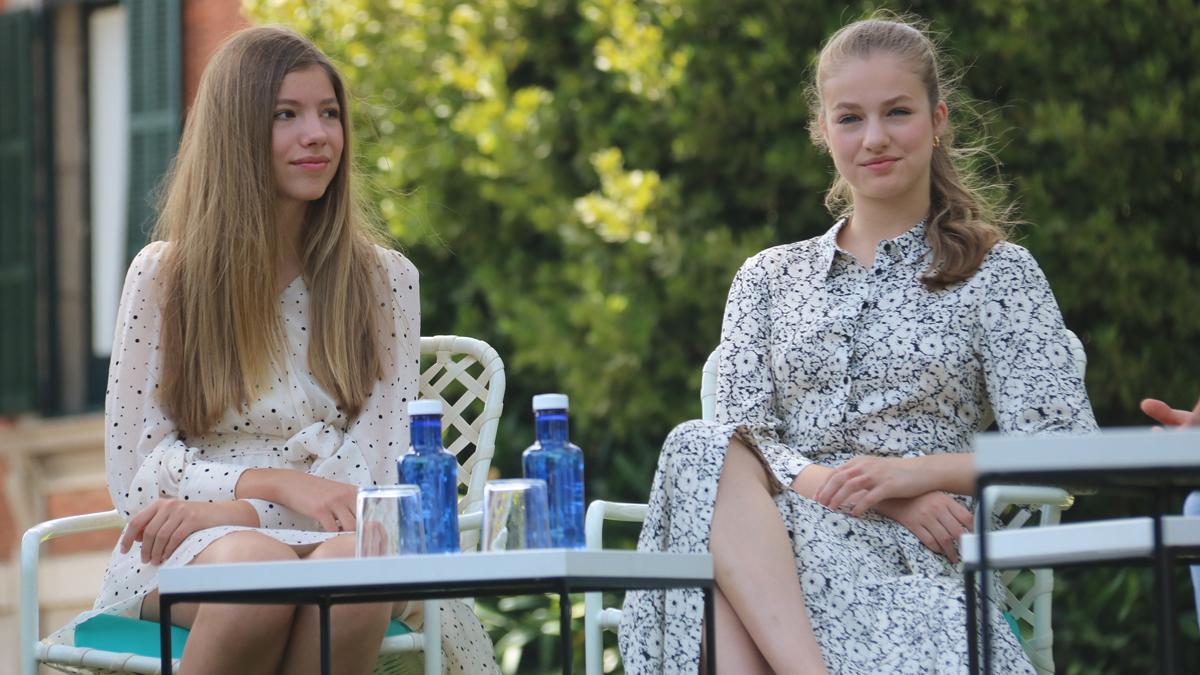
[153,25,384,437]
[806,12,1014,289]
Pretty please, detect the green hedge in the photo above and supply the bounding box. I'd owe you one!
[249,1,1200,671]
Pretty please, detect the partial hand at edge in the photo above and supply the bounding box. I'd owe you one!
[1140,397,1200,428]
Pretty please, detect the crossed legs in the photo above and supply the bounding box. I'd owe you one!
[141,532,392,675]
[705,437,829,674]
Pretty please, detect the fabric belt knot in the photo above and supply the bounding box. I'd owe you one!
[282,422,346,464]
[280,421,374,486]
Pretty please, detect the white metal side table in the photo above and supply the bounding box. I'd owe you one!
[967,428,1200,675]
[157,548,714,675]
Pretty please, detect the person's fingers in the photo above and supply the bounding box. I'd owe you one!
[950,500,974,532]
[1140,398,1189,427]
[925,516,958,563]
[829,475,871,510]
[933,508,968,564]
[151,513,183,565]
[815,470,846,505]
[162,518,194,565]
[911,524,938,556]
[851,486,889,517]
[316,510,339,533]
[140,506,172,564]
[120,506,153,553]
[336,503,357,532]
[1187,398,1200,427]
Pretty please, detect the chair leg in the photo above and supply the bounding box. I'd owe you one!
[583,592,603,675]
[423,600,442,675]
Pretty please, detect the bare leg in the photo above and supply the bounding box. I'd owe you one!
[700,586,771,675]
[142,531,299,675]
[708,437,829,674]
[279,534,393,675]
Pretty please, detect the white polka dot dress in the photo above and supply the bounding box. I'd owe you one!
[57,242,498,673]
[619,219,1098,674]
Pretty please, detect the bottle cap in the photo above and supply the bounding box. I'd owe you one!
[407,399,443,416]
[532,393,569,411]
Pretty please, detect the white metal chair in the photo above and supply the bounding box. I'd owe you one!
[583,333,1087,675]
[20,335,505,675]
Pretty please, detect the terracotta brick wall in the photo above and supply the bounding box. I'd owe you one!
[46,488,119,555]
[183,0,249,108]
[0,456,13,560]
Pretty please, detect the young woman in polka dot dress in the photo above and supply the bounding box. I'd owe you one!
[619,15,1097,674]
[65,26,498,675]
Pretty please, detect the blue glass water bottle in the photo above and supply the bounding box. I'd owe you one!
[399,399,460,553]
[522,393,585,548]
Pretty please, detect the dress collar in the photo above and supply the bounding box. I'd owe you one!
[888,217,931,265]
[816,216,931,277]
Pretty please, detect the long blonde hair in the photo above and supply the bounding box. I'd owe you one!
[807,13,1014,289]
[153,26,383,437]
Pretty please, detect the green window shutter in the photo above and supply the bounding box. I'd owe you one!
[0,9,37,415]
[125,0,182,264]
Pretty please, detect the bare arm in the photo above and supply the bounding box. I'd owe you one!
[807,453,974,515]
[236,468,358,533]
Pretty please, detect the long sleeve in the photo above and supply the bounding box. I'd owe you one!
[247,247,422,530]
[104,243,254,519]
[345,247,422,485]
[714,256,812,485]
[978,243,1098,435]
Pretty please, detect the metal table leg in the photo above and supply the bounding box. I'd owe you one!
[704,585,717,674]
[561,588,573,674]
[319,599,331,675]
[160,598,173,675]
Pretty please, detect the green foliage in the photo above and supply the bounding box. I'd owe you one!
[247,1,1200,671]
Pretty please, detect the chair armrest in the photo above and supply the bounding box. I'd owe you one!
[985,485,1074,514]
[21,509,125,675]
[585,501,647,550]
[460,506,482,532]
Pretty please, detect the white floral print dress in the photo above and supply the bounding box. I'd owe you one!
[619,219,1098,674]
[53,242,498,674]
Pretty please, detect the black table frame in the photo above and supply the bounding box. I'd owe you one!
[966,467,1200,675]
[158,573,715,675]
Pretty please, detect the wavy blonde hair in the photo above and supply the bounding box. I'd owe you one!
[807,12,1014,289]
[153,26,384,437]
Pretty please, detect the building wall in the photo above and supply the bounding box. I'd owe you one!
[1,3,248,672]
[183,0,248,110]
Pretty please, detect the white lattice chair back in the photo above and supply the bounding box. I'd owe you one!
[20,335,505,675]
[417,335,506,551]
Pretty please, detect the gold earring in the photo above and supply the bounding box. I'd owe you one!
[933,136,941,149]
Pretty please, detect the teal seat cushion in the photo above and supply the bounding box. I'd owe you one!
[1003,610,1025,646]
[75,613,412,660]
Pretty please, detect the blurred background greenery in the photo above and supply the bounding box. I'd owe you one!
[246,0,1199,672]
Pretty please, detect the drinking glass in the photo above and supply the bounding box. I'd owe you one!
[482,478,551,551]
[356,485,426,557]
